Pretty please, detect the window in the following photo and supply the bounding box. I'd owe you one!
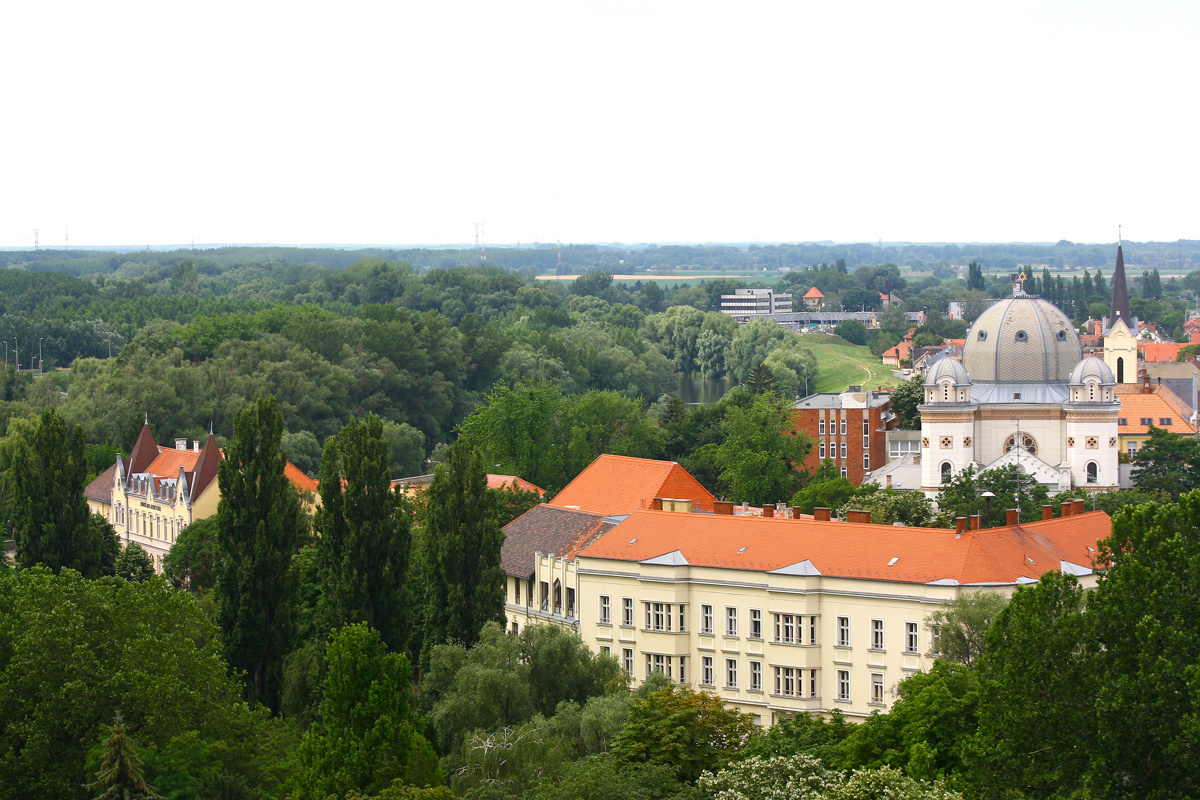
[679,606,686,632]
[726,659,738,688]
[1127,442,1139,457]
[750,661,762,691]
[622,597,634,626]
[1087,462,1098,484]
[623,648,634,675]
[774,613,797,644]
[540,581,549,611]
[863,420,870,435]
[678,656,686,682]
[863,433,870,448]
[930,624,941,655]
[726,607,738,637]
[1013,392,1022,400]
[840,466,848,478]
[511,621,519,635]
[872,673,885,704]
[750,609,762,639]
[1141,417,1153,425]
[837,616,850,647]
[513,579,520,604]
[819,442,826,459]
[701,604,713,635]
[819,419,825,435]
[841,442,848,459]
[871,619,884,650]
[840,419,847,435]
[553,580,562,614]
[1056,329,1067,341]
[774,666,799,697]
[600,645,610,656]
[567,588,576,618]
[599,596,610,624]
[905,622,919,654]
[1085,436,1099,450]
[890,439,920,458]
[978,330,987,341]
[702,657,714,686]
[1118,418,1128,426]
[838,670,851,701]
[809,616,818,645]
[1015,330,1027,342]
[1161,418,1173,426]
[649,603,667,631]
[863,453,870,470]
[810,669,818,698]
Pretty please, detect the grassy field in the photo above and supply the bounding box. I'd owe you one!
[800,333,899,393]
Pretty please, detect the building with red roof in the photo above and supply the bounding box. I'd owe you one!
[801,286,825,309]
[573,501,1109,724]
[549,454,717,515]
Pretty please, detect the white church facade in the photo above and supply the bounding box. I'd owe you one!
[919,267,1124,496]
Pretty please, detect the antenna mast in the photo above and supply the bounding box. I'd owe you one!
[34,229,38,251]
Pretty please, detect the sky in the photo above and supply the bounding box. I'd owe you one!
[2,1,1197,249]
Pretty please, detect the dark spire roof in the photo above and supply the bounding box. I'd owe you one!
[1107,244,1134,330]
[127,421,159,476]
[189,432,221,503]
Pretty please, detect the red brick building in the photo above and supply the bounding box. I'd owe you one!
[790,387,894,485]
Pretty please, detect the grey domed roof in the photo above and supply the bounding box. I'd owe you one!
[924,356,971,386]
[962,297,1082,382]
[1068,356,1116,385]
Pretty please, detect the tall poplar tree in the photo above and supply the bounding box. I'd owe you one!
[420,443,504,661]
[215,395,308,710]
[316,414,412,653]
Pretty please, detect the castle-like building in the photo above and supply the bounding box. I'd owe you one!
[919,248,1135,495]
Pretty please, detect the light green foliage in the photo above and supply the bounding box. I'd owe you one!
[738,711,850,765]
[85,713,163,800]
[420,444,505,657]
[791,463,865,515]
[522,756,688,800]
[825,767,961,800]
[934,464,1048,528]
[838,487,933,526]
[316,414,413,654]
[294,623,436,799]
[215,395,309,710]
[452,720,574,797]
[611,685,757,783]
[714,391,810,506]
[835,319,868,345]
[382,420,428,478]
[727,318,788,382]
[114,541,156,582]
[761,340,818,398]
[887,376,923,430]
[924,591,1008,666]
[698,753,838,800]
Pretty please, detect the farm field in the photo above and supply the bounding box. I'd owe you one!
[800,333,899,393]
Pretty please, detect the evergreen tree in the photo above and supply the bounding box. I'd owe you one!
[316,414,412,653]
[11,407,115,577]
[85,713,162,800]
[744,362,779,395]
[215,395,308,710]
[420,442,505,661]
[966,261,985,292]
[1094,269,1106,296]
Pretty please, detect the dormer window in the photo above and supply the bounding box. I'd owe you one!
[977,330,988,341]
[1015,330,1028,342]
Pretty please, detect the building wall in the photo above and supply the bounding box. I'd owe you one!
[919,410,975,490]
[1104,320,1137,384]
[791,398,889,485]
[504,554,581,636]
[1064,410,1121,489]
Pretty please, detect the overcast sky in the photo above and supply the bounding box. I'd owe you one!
[2,1,1196,248]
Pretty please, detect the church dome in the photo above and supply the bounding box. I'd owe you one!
[962,297,1082,382]
[924,355,970,386]
[1068,356,1116,386]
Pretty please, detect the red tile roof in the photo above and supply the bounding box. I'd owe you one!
[1114,384,1196,434]
[549,455,717,516]
[579,508,1110,585]
[1139,342,1187,363]
[487,474,547,496]
[285,462,319,494]
[802,287,825,299]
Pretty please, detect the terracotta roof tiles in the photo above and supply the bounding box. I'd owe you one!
[84,463,117,505]
[549,455,717,516]
[501,504,618,577]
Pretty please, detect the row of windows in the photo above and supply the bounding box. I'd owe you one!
[118,504,186,542]
[940,459,1101,484]
[1117,417,1172,426]
[816,442,871,470]
[597,601,922,653]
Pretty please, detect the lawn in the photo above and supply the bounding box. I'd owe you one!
[799,333,900,393]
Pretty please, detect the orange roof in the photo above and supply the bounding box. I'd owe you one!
[145,447,202,478]
[579,508,1110,585]
[549,455,717,516]
[1139,342,1187,363]
[1115,384,1196,435]
[802,286,825,299]
[885,342,911,360]
[285,461,319,494]
[1186,318,1200,330]
[487,474,547,496]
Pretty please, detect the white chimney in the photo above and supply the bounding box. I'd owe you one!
[193,440,200,452]
[175,438,187,451]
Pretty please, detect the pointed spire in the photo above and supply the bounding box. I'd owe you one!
[189,430,221,503]
[1107,244,1134,330]
[127,419,159,476]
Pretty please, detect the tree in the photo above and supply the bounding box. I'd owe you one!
[697,753,838,800]
[457,381,571,492]
[966,262,985,292]
[85,713,163,800]
[888,376,924,430]
[835,319,868,345]
[924,591,1008,666]
[316,414,413,654]
[214,395,308,710]
[610,685,757,783]
[745,362,779,395]
[114,541,155,582]
[713,391,810,506]
[10,407,115,577]
[840,487,933,526]
[1132,424,1200,499]
[935,464,1047,528]
[791,465,864,515]
[162,515,219,593]
[294,623,436,799]
[420,443,505,658]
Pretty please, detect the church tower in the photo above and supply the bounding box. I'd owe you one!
[1103,244,1138,383]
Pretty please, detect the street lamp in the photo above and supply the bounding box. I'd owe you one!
[38,337,43,377]
[981,491,995,527]
[801,363,809,398]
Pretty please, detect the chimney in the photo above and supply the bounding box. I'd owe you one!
[1042,504,1054,521]
[847,509,872,524]
[885,474,893,488]
[651,498,663,511]
[1061,501,1073,517]
[1072,498,1086,514]
[193,440,200,452]
[713,501,735,516]
[814,507,832,522]
[955,517,968,535]
[175,438,187,451]
[970,514,982,530]
[1006,509,1020,526]
[763,505,775,518]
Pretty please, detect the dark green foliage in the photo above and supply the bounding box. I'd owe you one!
[162,515,219,592]
[737,711,850,765]
[935,464,1048,528]
[316,414,412,653]
[744,362,779,395]
[834,318,868,345]
[215,395,309,711]
[714,391,810,505]
[420,443,505,658]
[887,376,924,429]
[1132,424,1200,499]
[85,713,163,800]
[966,262,985,292]
[791,461,864,514]
[114,541,155,582]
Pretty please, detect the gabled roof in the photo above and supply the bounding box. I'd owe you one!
[802,286,825,299]
[549,454,717,516]
[190,433,222,501]
[84,463,118,505]
[487,474,547,496]
[285,461,319,494]
[501,504,618,577]
[1114,384,1196,434]
[579,508,1110,586]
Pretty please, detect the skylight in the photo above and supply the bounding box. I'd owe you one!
[628,538,638,545]
[737,547,747,553]
[887,557,899,566]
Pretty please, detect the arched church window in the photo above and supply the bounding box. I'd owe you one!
[1003,433,1037,456]
[1117,357,1124,384]
[1086,462,1098,484]
[942,382,950,401]
[940,461,952,482]
[1015,330,1028,342]
[1089,383,1095,401]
